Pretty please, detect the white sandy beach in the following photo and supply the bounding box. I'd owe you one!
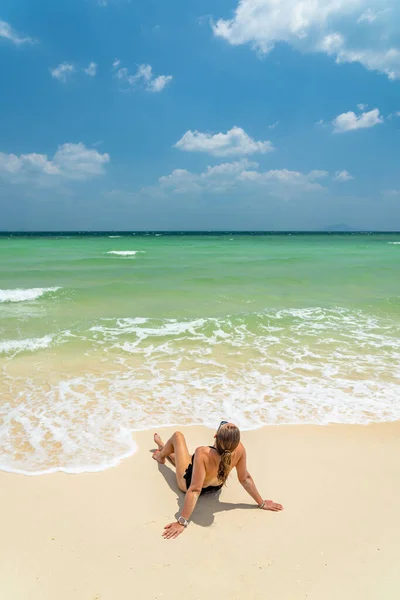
[1,422,399,600]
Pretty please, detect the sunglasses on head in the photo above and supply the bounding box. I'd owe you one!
[218,420,229,432]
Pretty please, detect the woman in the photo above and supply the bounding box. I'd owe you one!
[152,422,283,539]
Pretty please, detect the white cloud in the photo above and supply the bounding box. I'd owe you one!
[0,153,59,178]
[115,63,172,92]
[54,143,109,179]
[156,158,328,199]
[159,168,204,194]
[320,32,400,80]
[174,127,274,157]
[268,121,279,130]
[83,62,97,76]
[357,103,368,110]
[116,67,128,80]
[333,170,354,181]
[133,64,153,83]
[212,1,400,79]
[113,59,121,68]
[332,108,384,132]
[158,159,260,195]
[52,61,98,81]
[239,168,328,187]
[357,8,390,23]
[147,75,173,92]
[0,143,109,185]
[357,8,376,23]
[51,63,75,82]
[0,20,34,45]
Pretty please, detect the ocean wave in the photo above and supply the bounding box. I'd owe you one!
[0,335,54,355]
[87,308,400,351]
[388,242,400,245]
[1,306,400,474]
[106,251,143,256]
[0,287,61,303]
[108,236,122,238]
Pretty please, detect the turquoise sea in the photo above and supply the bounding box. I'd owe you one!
[1,233,400,474]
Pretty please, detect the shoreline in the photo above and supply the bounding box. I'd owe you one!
[1,421,400,599]
[2,419,400,477]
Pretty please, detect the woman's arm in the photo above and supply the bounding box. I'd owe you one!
[236,448,283,512]
[180,448,206,520]
[163,448,207,540]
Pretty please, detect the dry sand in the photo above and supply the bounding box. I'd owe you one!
[1,422,399,600]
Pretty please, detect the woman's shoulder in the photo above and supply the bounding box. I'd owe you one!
[193,445,219,462]
[193,445,211,457]
[235,442,246,458]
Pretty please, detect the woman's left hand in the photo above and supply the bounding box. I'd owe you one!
[261,499,284,511]
[162,522,186,540]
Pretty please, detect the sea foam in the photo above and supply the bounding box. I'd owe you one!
[1,307,400,475]
[106,251,143,256]
[0,287,60,303]
[0,335,54,355]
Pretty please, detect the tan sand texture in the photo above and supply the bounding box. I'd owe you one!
[1,422,399,600]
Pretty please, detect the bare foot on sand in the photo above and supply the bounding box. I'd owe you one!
[154,433,164,450]
[152,450,165,464]
[152,434,166,464]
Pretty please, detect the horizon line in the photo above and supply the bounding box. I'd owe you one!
[1,230,400,235]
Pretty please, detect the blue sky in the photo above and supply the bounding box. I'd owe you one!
[0,0,399,230]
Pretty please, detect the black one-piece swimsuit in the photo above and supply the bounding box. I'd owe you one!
[183,447,223,495]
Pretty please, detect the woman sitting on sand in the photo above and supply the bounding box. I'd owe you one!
[152,421,283,539]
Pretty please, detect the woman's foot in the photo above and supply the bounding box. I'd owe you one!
[152,432,176,466]
[154,433,164,450]
[152,450,165,464]
[152,433,166,463]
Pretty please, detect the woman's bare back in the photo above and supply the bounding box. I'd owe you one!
[195,442,245,487]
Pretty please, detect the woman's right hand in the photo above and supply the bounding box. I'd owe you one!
[261,499,284,511]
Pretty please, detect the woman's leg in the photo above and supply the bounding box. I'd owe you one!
[154,433,176,466]
[153,431,191,492]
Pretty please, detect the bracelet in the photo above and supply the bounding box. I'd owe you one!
[259,501,265,509]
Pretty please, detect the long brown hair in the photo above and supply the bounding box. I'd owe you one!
[215,423,240,484]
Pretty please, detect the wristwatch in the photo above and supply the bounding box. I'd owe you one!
[178,516,189,527]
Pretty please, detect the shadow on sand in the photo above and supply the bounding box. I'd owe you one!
[155,458,255,528]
